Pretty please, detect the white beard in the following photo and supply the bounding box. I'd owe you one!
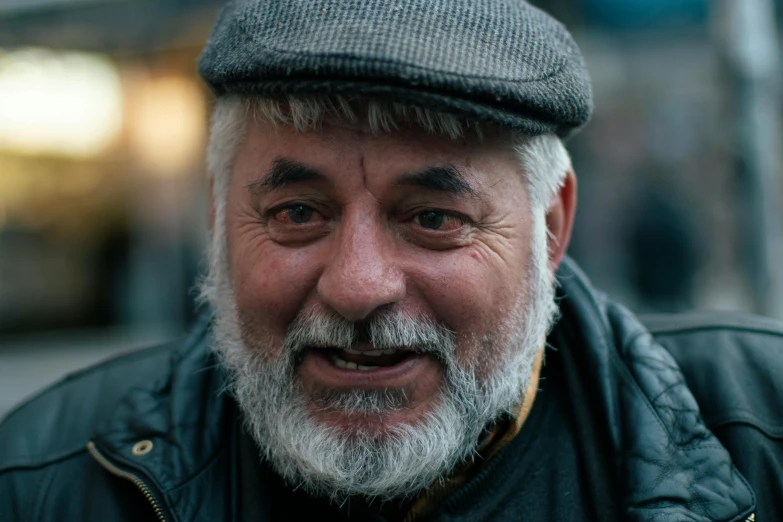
[200,210,558,502]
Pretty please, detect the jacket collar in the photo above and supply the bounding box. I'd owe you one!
[93,258,755,521]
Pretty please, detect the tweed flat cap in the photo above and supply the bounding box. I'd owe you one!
[199,0,593,137]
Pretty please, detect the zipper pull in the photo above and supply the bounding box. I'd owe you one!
[86,441,169,522]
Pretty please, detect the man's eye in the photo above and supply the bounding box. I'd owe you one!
[273,205,315,225]
[413,211,463,231]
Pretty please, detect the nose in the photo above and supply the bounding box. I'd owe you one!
[317,209,406,322]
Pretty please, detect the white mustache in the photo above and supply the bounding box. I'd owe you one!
[283,307,457,356]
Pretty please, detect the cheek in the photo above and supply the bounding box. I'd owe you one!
[226,215,324,347]
[408,246,531,367]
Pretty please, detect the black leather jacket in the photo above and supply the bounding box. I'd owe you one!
[1,259,781,521]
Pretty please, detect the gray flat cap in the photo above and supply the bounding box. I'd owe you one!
[198,0,593,137]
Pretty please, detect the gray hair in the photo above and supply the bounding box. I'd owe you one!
[206,94,572,214]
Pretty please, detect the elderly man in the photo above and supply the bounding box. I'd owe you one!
[1,1,782,521]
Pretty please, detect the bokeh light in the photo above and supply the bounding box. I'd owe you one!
[0,47,123,158]
[127,74,206,177]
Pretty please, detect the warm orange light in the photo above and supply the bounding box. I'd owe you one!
[127,75,206,178]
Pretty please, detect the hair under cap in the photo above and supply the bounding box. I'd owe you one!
[198,0,593,138]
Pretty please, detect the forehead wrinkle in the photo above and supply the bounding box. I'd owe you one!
[360,154,367,187]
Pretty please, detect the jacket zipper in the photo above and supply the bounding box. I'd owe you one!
[86,441,169,522]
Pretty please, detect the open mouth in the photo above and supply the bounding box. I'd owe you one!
[298,344,440,392]
[326,347,413,371]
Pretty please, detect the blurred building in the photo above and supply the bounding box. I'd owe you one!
[0,0,223,336]
[0,0,225,415]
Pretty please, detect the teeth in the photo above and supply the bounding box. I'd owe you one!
[344,347,363,355]
[329,352,379,371]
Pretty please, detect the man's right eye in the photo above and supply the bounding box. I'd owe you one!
[272,204,316,225]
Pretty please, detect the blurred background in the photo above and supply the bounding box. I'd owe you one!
[1,0,782,417]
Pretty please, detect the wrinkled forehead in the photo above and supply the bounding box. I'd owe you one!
[229,117,531,215]
[240,106,520,183]
[207,94,529,201]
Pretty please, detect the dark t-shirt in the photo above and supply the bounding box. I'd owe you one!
[238,334,616,521]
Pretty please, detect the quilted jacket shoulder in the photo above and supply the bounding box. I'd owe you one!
[644,311,783,439]
[0,342,178,473]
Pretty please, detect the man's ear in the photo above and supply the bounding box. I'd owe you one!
[544,169,577,276]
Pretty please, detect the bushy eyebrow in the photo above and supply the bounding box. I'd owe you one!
[246,158,477,199]
[245,157,328,194]
[395,164,477,198]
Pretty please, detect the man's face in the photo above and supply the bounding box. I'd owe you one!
[226,118,538,428]
[208,114,558,499]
